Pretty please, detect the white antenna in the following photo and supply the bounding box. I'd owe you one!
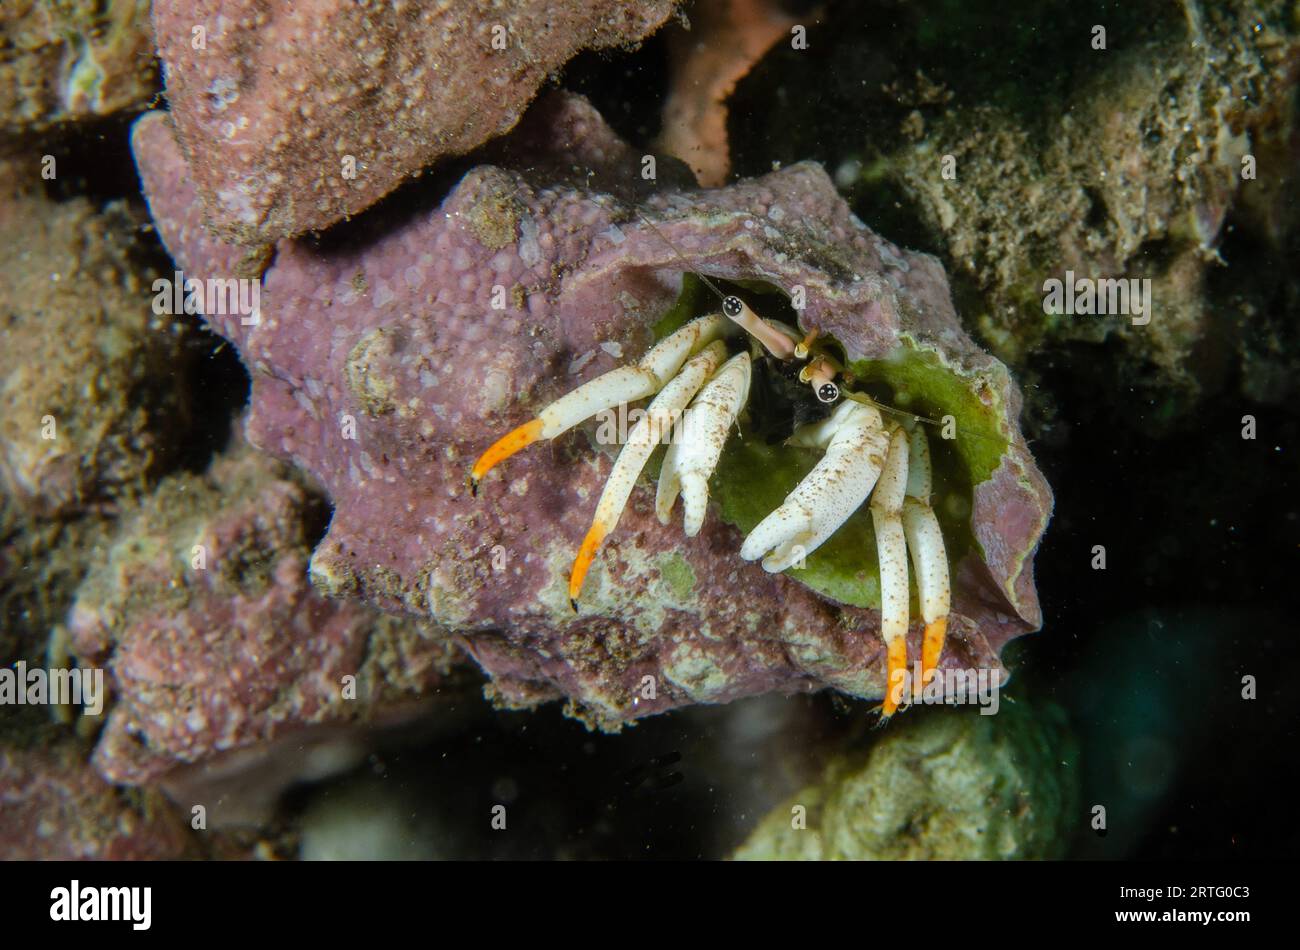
[634,209,729,303]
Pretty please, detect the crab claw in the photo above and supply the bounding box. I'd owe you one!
[569,341,728,604]
[469,314,726,491]
[656,351,752,537]
[739,401,890,572]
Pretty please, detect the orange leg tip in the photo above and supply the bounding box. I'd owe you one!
[921,617,948,684]
[470,418,544,487]
[883,637,909,718]
[568,522,608,605]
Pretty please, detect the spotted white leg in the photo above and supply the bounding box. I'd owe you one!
[739,400,891,572]
[568,341,728,607]
[656,351,752,537]
[901,425,950,689]
[470,314,727,491]
[871,427,911,717]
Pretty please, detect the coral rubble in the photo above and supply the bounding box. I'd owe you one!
[734,700,1079,860]
[151,0,679,244]
[0,0,157,140]
[66,440,464,789]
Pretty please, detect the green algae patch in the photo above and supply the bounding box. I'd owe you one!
[657,551,697,601]
[846,339,1011,488]
[651,272,711,339]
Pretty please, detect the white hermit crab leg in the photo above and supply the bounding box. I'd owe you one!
[870,427,911,716]
[470,314,727,491]
[739,401,890,572]
[901,425,950,688]
[655,351,752,537]
[569,341,728,607]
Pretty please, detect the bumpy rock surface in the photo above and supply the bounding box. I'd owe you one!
[0,494,111,667]
[0,0,157,140]
[67,441,464,786]
[859,1,1299,404]
[132,92,1052,729]
[0,732,197,859]
[0,191,193,515]
[733,700,1079,860]
[152,0,678,244]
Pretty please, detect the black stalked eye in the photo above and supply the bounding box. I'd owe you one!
[817,382,840,404]
[722,296,743,318]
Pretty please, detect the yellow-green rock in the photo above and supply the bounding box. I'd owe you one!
[734,699,1078,860]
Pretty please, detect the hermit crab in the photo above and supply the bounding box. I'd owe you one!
[470,269,951,718]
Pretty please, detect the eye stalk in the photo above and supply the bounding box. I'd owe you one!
[720,294,797,360]
[800,354,841,404]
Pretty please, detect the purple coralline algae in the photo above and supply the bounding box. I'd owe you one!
[0,735,197,859]
[131,92,1052,729]
[67,441,463,787]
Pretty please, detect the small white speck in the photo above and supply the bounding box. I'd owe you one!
[518,214,541,267]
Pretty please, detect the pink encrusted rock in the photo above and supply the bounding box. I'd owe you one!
[131,93,1052,729]
[0,736,197,859]
[152,0,678,244]
[67,441,464,786]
